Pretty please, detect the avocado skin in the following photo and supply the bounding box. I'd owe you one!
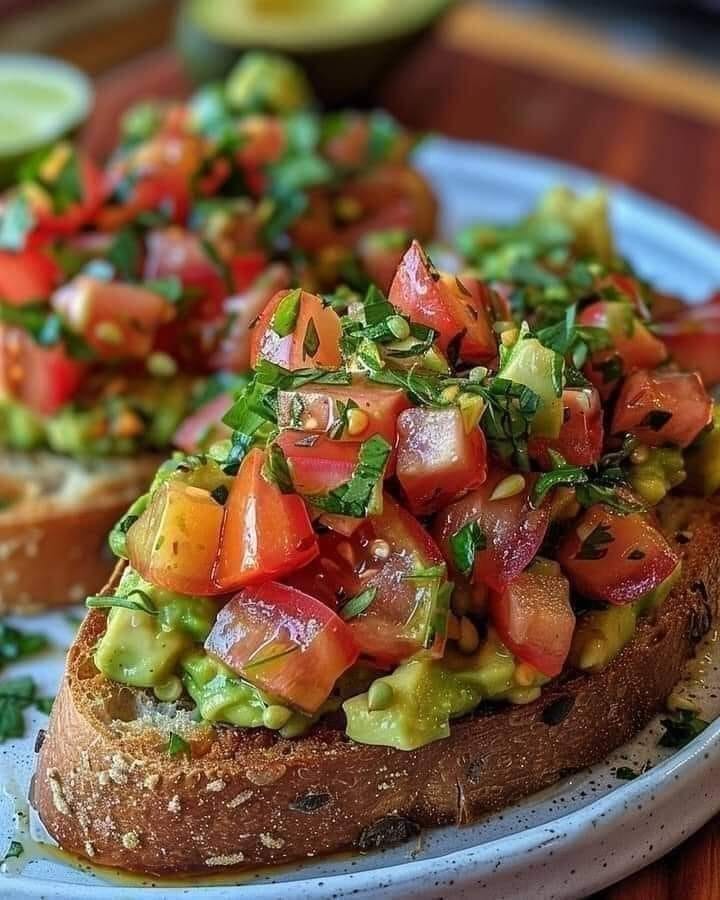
[175,8,439,107]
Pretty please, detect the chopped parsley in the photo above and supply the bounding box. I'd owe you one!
[308,434,391,518]
[658,710,708,749]
[0,676,54,743]
[271,289,302,337]
[449,521,486,576]
[0,620,48,670]
[86,589,158,616]
[167,732,190,756]
[576,523,614,560]
[1,840,23,862]
[303,317,320,359]
[339,587,377,621]
[638,410,673,432]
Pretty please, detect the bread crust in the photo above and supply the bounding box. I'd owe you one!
[31,498,720,875]
[0,453,158,614]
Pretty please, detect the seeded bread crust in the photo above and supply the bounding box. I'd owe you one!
[31,497,720,875]
[0,453,158,613]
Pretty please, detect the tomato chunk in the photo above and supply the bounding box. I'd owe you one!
[434,468,550,591]
[489,571,575,677]
[389,241,497,364]
[127,480,225,596]
[277,377,410,449]
[276,431,362,496]
[249,289,342,371]
[205,582,358,714]
[557,505,679,605]
[52,276,176,360]
[0,324,85,415]
[286,495,449,665]
[611,370,712,448]
[529,387,604,469]
[173,393,233,454]
[579,301,667,392]
[0,248,60,305]
[655,309,720,388]
[25,150,104,237]
[213,448,318,591]
[396,407,487,514]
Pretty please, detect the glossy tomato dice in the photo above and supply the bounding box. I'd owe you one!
[529,387,604,469]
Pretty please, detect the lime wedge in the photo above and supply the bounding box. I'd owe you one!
[0,54,92,181]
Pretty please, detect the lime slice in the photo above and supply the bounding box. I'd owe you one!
[0,54,92,159]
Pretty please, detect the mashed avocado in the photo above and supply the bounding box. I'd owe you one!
[685,404,720,497]
[629,446,686,506]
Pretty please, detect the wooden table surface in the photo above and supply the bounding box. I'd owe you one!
[44,1,720,896]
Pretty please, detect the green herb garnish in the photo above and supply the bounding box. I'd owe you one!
[1,840,24,862]
[576,523,614,560]
[0,676,54,742]
[167,732,190,756]
[86,589,158,616]
[658,710,708,749]
[308,434,391,518]
[339,587,377,621]
[449,521,486,576]
[0,621,48,669]
[271,288,302,337]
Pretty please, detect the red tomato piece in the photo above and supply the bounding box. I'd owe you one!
[357,230,407,294]
[173,393,233,454]
[579,301,667,393]
[0,324,85,415]
[228,250,268,292]
[655,307,720,388]
[396,407,488,515]
[205,582,358,713]
[27,152,105,237]
[489,571,575,677]
[0,247,60,305]
[213,448,318,591]
[126,480,225,596]
[389,240,497,364]
[51,276,176,360]
[235,116,286,169]
[529,387,604,469]
[557,505,679,605]
[276,377,410,449]
[434,468,551,591]
[249,289,342,371]
[275,431,362,496]
[286,495,449,665]
[144,228,225,312]
[210,264,291,372]
[611,370,712,448]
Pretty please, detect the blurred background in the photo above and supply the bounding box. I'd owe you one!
[1,0,720,236]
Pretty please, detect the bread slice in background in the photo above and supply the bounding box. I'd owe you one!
[30,497,720,875]
[0,453,158,614]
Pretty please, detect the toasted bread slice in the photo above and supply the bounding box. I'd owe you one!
[0,452,158,614]
[31,497,720,875]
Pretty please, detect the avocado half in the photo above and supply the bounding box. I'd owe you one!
[175,0,452,106]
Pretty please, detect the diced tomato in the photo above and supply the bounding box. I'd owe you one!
[596,272,649,317]
[276,377,410,452]
[173,393,233,454]
[249,289,342,371]
[357,230,407,294]
[0,324,85,415]
[205,582,358,713]
[557,505,679,605]
[235,116,286,169]
[611,369,712,448]
[389,241,497,364]
[0,247,60,305]
[26,152,105,237]
[489,571,575,677]
[323,115,372,169]
[210,264,291,372]
[287,495,449,665]
[51,276,175,360]
[275,431,362,496]
[213,448,318,591]
[529,387,604,469]
[126,479,226,596]
[655,306,720,388]
[228,250,268,292]
[396,407,487,514]
[434,468,551,591]
[579,301,667,393]
[144,227,225,314]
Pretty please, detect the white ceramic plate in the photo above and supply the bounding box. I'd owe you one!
[2,138,720,900]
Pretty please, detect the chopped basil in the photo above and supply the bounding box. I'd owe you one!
[263,443,294,494]
[0,194,34,251]
[532,459,589,507]
[210,484,229,505]
[2,840,23,862]
[107,227,142,279]
[575,483,643,515]
[658,710,708,749]
[0,620,48,670]
[167,732,189,756]
[0,676,54,743]
[143,276,184,303]
[449,521,486,576]
[271,288,302,337]
[597,355,623,384]
[576,523,614,560]
[244,644,300,671]
[339,587,377,621]
[309,434,391,518]
[303,316,320,359]
[86,589,158,616]
[614,762,651,780]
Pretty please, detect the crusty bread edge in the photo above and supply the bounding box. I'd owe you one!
[0,455,158,614]
[31,498,720,874]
